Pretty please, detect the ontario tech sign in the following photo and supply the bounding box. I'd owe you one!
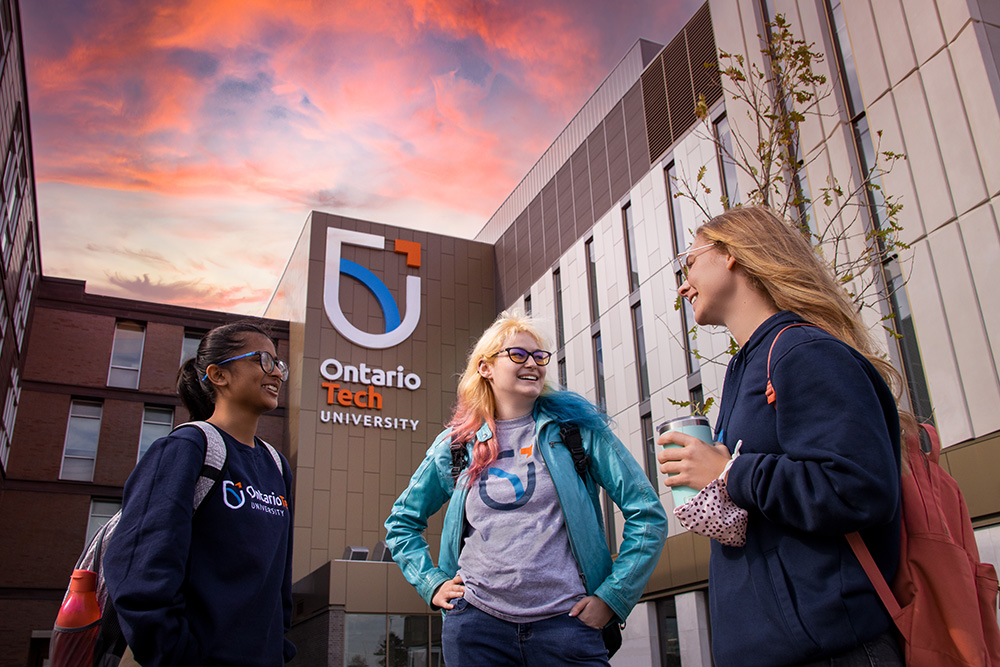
[320,227,422,432]
[324,228,421,349]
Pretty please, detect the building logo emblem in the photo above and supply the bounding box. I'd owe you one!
[324,228,421,349]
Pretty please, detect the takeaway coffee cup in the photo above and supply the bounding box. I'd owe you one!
[657,415,712,506]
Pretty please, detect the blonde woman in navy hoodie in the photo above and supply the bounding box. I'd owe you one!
[105,321,295,666]
[658,207,904,667]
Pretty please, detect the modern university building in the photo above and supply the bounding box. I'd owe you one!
[2,0,1000,665]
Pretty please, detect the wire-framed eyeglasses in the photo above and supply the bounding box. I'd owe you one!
[671,242,717,278]
[202,350,289,382]
[490,347,553,366]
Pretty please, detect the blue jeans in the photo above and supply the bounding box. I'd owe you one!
[441,598,611,667]
[796,631,904,666]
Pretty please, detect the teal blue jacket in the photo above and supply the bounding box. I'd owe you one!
[384,396,668,623]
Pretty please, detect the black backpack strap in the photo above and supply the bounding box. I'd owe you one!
[450,441,469,481]
[560,424,589,480]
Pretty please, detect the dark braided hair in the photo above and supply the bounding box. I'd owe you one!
[176,320,276,421]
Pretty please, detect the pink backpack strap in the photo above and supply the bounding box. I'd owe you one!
[846,531,902,620]
[765,323,819,405]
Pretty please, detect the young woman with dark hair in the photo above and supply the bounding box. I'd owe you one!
[658,206,906,666]
[385,311,667,667]
[104,321,296,666]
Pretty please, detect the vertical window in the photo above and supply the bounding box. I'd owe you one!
[631,302,650,401]
[585,238,600,322]
[823,0,933,420]
[656,597,683,666]
[0,367,19,469]
[603,490,617,555]
[60,400,103,482]
[553,269,565,349]
[523,291,532,316]
[641,413,658,489]
[667,163,704,399]
[181,331,202,365]
[108,321,145,389]
[138,406,174,461]
[592,333,606,412]
[714,114,741,208]
[886,259,933,421]
[12,240,35,348]
[665,163,687,255]
[0,108,24,268]
[622,204,640,292]
[85,500,121,546]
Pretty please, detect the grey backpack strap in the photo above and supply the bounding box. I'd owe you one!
[173,421,228,510]
[258,439,284,476]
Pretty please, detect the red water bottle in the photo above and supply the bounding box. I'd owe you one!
[50,569,101,667]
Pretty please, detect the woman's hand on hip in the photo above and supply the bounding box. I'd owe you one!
[657,430,731,491]
[431,574,465,609]
[569,595,614,629]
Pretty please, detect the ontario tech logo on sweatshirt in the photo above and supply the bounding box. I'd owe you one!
[223,479,287,516]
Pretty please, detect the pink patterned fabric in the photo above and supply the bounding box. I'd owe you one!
[673,478,748,547]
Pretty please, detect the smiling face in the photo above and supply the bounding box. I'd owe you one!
[678,234,739,327]
[213,332,283,415]
[479,331,548,419]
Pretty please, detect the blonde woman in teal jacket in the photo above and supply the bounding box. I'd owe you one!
[385,312,667,667]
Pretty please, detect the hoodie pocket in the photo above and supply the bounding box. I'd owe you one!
[763,549,819,652]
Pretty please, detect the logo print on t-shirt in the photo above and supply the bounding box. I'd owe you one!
[479,450,535,510]
[223,480,246,509]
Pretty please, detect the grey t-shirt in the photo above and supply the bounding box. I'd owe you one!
[458,413,586,622]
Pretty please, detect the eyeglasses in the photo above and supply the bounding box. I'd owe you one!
[202,350,289,382]
[490,347,553,366]
[672,242,717,279]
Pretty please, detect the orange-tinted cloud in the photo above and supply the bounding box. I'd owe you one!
[24,0,704,313]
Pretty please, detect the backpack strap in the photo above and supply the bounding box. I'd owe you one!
[766,323,820,405]
[258,439,285,476]
[560,424,589,480]
[174,421,229,510]
[846,531,902,620]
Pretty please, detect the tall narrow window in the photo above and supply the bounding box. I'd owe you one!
[585,238,600,323]
[557,357,568,388]
[60,400,103,482]
[665,163,687,255]
[553,269,566,349]
[641,413,657,488]
[85,500,121,546]
[108,321,145,389]
[885,259,933,420]
[823,0,933,421]
[603,490,617,555]
[592,333,606,411]
[12,241,35,348]
[714,114,741,208]
[0,367,20,469]
[622,204,640,292]
[523,291,532,316]
[138,406,174,461]
[632,302,650,401]
[667,163,703,398]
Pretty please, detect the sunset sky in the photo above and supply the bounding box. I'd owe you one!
[22,0,703,314]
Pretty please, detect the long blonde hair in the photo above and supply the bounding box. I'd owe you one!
[698,206,901,394]
[449,311,554,483]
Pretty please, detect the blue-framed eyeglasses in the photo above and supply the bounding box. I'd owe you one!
[202,350,289,382]
[490,347,552,366]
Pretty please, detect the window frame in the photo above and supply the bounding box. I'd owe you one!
[107,321,146,389]
[59,400,103,482]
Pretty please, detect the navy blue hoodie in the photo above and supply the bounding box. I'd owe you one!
[104,425,295,666]
[711,311,901,666]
